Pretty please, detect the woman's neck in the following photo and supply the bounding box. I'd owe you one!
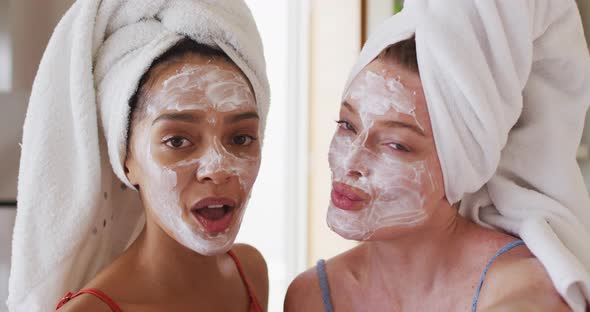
[359,201,475,296]
[125,213,231,295]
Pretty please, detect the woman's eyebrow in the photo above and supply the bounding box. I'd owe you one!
[224,111,259,123]
[152,113,202,125]
[342,101,357,113]
[381,120,425,137]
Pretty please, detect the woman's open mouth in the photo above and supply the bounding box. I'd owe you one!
[190,197,237,234]
[331,182,369,211]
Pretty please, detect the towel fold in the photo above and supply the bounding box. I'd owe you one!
[347,1,590,310]
[8,0,269,310]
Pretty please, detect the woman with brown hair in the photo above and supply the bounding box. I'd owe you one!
[287,1,590,311]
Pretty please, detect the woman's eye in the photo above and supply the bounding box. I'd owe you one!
[164,136,191,149]
[232,135,256,146]
[336,120,356,133]
[387,143,410,153]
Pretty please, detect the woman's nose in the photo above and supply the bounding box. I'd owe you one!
[344,143,371,179]
[197,164,232,184]
[195,140,233,184]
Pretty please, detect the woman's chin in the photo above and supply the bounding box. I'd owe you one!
[161,213,243,256]
[178,230,237,256]
[327,205,428,242]
[327,215,369,241]
[332,228,369,241]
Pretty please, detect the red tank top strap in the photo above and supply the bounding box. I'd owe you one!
[227,250,263,312]
[56,288,123,312]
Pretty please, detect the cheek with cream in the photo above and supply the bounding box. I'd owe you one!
[327,66,438,241]
[131,62,260,255]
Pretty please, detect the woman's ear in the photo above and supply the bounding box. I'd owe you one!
[125,151,140,187]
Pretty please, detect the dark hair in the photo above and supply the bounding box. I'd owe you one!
[126,38,230,147]
[377,36,419,74]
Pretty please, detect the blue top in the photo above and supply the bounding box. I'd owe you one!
[316,258,334,312]
[316,240,525,312]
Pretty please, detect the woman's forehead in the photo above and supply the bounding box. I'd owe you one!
[354,59,422,93]
[153,59,248,92]
[343,59,432,135]
[154,54,240,82]
[144,56,257,114]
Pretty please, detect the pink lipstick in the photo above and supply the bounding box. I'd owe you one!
[331,182,368,211]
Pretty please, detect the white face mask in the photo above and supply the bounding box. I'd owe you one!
[131,61,260,255]
[327,64,437,241]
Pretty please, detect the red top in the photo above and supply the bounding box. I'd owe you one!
[55,250,263,312]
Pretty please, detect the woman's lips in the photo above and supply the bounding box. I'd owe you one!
[191,197,237,234]
[331,182,369,211]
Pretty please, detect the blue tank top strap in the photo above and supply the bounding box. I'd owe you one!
[471,240,525,312]
[316,259,334,312]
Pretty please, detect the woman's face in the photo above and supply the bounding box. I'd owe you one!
[327,58,446,241]
[126,53,261,255]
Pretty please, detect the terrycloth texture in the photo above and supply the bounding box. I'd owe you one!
[346,1,590,311]
[8,0,269,311]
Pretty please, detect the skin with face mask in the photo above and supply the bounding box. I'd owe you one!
[58,41,268,312]
[285,39,569,312]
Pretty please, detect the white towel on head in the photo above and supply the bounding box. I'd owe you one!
[346,1,590,310]
[8,0,269,311]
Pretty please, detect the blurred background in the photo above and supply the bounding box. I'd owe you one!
[1,0,590,311]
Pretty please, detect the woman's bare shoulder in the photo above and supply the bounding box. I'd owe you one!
[231,243,268,285]
[57,252,140,312]
[231,243,269,308]
[56,264,131,312]
[55,293,113,312]
[478,251,570,311]
[232,243,267,272]
[284,264,325,312]
[285,246,363,312]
